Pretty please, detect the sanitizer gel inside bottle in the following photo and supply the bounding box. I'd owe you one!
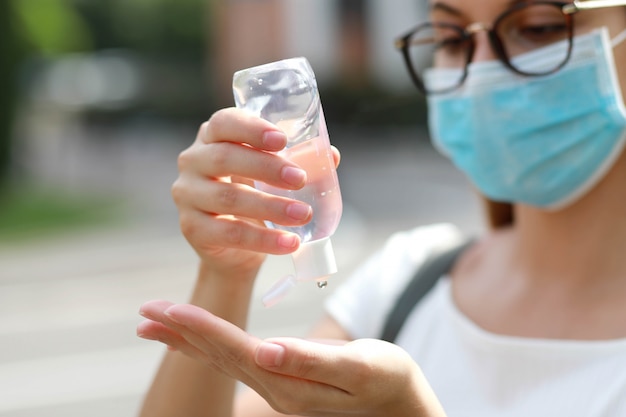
[233,57,343,307]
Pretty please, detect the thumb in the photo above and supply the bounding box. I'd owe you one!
[255,341,286,368]
[254,338,353,388]
[255,337,350,368]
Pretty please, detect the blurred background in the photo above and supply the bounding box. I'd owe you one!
[0,1,483,416]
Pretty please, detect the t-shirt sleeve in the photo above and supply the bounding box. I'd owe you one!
[324,223,463,340]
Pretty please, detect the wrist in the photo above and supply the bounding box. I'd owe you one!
[195,250,265,282]
[189,260,258,325]
[196,258,259,286]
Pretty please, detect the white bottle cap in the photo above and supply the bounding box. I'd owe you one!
[261,237,337,308]
[292,237,337,281]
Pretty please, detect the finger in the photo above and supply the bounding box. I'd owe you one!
[179,210,301,255]
[163,304,255,346]
[253,339,365,414]
[178,141,307,190]
[162,304,260,372]
[152,304,272,398]
[138,300,188,348]
[200,108,287,152]
[138,301,211,360]
[254,338,421,414]
[137,319,210,359]
[308,338,350,346]
[176,179,312,226]
[255,338,372,391]
[160,303,297,401]
[137,319,184,345]
[140,302,249,367]
[138,299,175,321]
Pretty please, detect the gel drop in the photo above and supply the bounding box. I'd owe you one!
[233,57,343,307]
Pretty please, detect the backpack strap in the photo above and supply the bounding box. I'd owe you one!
[380,239,473,343]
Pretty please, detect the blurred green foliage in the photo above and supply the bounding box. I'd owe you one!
[72,0,213,125]
[0,1,21,190]
[73,0,206,59]
[12,0,206,58]
[1,0,210,191]
[12,0,94,55]
[0,186,123,242]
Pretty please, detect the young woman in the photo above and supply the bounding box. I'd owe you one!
[136,1,626,416]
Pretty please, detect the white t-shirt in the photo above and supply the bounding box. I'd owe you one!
[325,224,626,417]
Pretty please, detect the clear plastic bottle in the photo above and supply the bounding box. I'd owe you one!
[233,57,343,306]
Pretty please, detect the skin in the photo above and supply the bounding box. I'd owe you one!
[137,2,626,416]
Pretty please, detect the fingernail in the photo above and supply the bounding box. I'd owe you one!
[263,131,287,150]
[256,342,285,367]
[278,234,299,249]
[137,332,156,341]
[163,308,181,324]
[286,202,311,221]
[281,166,307,187]
[136,325,155,340]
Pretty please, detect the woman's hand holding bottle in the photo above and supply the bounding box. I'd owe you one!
[172,108,321,279]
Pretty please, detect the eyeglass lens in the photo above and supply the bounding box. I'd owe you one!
[406,2,572,93]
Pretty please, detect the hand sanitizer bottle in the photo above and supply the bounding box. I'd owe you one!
[233,57,343,307]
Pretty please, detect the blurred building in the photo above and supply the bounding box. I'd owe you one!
[209,0,426,103]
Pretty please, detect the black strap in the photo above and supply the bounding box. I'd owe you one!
[380,239,473,343]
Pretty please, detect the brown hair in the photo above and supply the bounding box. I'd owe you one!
[481,197,514,229]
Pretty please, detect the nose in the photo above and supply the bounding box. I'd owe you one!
[466,23,499,63]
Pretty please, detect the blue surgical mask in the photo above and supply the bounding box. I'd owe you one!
[426,28,626,209]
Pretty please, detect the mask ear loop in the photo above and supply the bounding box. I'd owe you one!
[611,28,626,48]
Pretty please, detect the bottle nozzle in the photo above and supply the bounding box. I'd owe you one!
[262,274,297,308]
[262,237,337,307]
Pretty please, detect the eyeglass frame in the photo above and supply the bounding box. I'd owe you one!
[395,0,626,95]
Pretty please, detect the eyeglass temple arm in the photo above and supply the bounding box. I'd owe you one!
[395,36,435,50]
[564,0,626,13]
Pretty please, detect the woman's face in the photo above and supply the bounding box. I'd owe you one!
[423,1,626,211]
[427,0,626,104]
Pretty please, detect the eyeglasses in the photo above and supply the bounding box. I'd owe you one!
[395,0,626,95]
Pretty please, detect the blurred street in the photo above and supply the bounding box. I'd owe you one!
[0,125,483,417]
